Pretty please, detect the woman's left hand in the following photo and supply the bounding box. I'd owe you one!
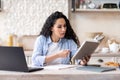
[80,55,91,66]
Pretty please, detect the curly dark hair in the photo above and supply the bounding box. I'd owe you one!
[40,11,80,47]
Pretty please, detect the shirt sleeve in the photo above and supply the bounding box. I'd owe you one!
[32,36,46,67]
[69,40,78,57]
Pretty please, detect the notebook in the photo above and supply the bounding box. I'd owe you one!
[76,66,116,72]
[71,40,100,64]
[0,46,43,72]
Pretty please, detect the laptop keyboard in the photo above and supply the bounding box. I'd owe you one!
[28,67,44,72]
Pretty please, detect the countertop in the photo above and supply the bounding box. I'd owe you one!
[0,65,120,80]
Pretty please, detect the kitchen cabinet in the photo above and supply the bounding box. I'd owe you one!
[71,0,120,12]
[89,52,120,65]
[89,56,120,67]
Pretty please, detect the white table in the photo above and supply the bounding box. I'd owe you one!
[0,65,120,80]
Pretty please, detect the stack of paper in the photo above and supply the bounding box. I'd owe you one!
[44,64,78,70]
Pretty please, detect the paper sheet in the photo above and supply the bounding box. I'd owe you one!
[44,64,78,70]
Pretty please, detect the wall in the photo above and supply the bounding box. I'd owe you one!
[0,0,68,42]
[0,0,120,47]
[70,12,120,44]
[69,0,120,47]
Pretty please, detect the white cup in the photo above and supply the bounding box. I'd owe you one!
[109,43,120,53]
[101,47,109,53]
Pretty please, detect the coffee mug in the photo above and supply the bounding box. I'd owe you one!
[101,47,109,53]
[109,43,120,53]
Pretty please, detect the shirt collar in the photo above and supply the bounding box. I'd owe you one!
[47,36,63,44]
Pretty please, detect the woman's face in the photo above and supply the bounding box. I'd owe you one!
[51,18,66,40]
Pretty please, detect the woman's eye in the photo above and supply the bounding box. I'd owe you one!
[64,25,66,28]
[57,25,66,28]
[58,26,62,28]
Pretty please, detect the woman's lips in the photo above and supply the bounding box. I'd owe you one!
[61,33,65,35]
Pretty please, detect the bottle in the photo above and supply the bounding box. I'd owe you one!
[7,34,13,46]
[82,0,87,9]
[75,0,80,8]
[79,0,83,9]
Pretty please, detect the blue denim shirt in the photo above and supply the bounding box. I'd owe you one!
[32,35,78,66]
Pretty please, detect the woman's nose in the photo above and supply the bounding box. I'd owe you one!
[62,27,66,31]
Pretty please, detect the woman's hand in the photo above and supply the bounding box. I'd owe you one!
[57,50,70,58]
[45,49,70,63]
[80,55,91,66]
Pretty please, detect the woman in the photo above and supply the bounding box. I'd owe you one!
[32,11,90,67]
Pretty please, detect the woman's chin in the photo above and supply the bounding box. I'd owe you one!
[60,36,65,38]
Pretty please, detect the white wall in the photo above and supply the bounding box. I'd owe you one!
[0,0,120,47]
[70,12,120,45]
[69,0,120,47]
[0,0,68,41]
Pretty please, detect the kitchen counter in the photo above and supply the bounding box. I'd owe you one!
[0,65,120,80]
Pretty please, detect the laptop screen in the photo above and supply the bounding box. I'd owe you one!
[0,46,31,72]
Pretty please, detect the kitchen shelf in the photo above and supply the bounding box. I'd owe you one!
[71,8,120,12]
[71,0,120,12]
[92,52,120,57]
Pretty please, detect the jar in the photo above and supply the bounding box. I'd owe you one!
[7,34,13,46]
[16,35,23,47]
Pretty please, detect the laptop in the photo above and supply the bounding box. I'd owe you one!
[0,46,43,72]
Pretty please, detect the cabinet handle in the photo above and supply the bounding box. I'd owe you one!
[98,59,104,63]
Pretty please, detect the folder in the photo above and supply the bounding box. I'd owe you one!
[76,66,116,72]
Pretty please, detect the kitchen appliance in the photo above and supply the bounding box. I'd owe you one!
[102,3,118,9]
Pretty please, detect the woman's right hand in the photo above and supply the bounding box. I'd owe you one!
[57,50,70,58]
